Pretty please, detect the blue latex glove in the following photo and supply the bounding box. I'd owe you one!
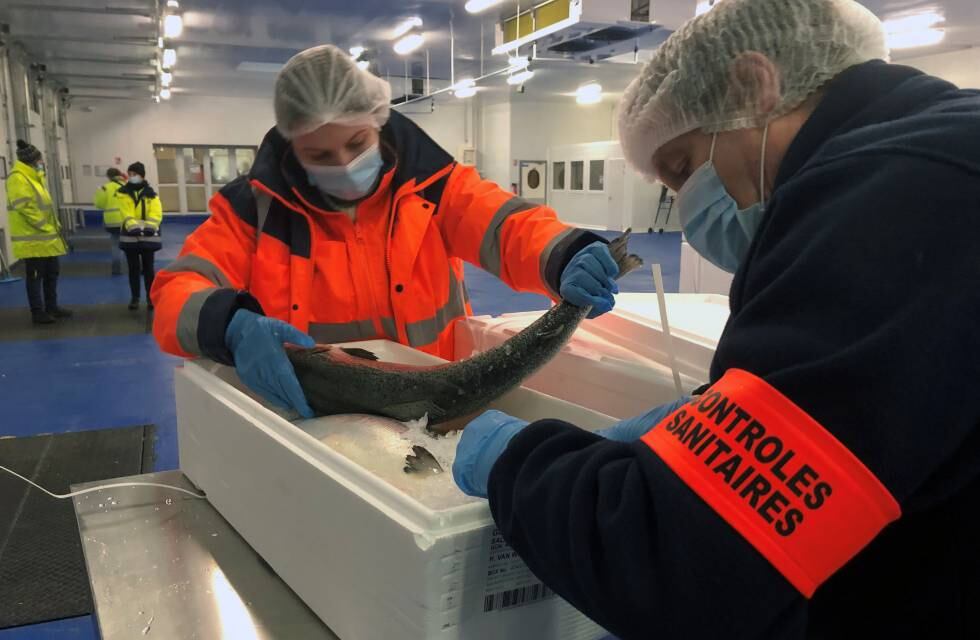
[595,396,692,442]
[560,242,620,319]
[453,410,530,498]
[224,309,316,418]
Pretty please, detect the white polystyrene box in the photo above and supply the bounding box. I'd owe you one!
[455,294,726,419]
[679,240,734,295]
[177,340,616,640]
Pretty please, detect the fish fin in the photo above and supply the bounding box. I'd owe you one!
[608,228,644,279]
[404,445,444,475]
[383,400,446,423]
[340,347,380,361]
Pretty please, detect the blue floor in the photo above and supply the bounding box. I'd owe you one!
[0,216,680,640]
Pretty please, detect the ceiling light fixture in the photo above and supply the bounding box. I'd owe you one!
[349,46,366,59]
[160,71,173,87]
[453,78,477,98]
[166,0,179,7]
[163,13,183,38]
[356,60,370,71]
[508,55,530,71]
[160,88,172,100]
[391,17,423,40]
[465,0,505,14]
[883,10,946,50]
[576,82,602,105]
[162,48,177,69]
[507,69,534,85]
[393,33,425,55]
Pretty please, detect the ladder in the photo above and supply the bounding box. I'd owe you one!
[650,187,674,234]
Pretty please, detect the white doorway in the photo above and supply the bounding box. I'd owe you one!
[519,160,547,204]
[605,159,627,231]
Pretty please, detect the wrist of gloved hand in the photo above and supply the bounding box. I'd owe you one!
[225,309,316,419]
[595,396,692,442]
[559,241,620,319]
[453,410,530,498]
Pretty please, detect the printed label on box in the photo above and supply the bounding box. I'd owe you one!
[483,528,556,613]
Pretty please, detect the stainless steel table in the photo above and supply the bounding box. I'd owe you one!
[72,470,339,640]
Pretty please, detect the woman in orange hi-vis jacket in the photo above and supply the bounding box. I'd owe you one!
[150,45,620,417]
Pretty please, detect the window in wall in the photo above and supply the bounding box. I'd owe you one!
[152,143,258,213]
[209,148,233,186]
[589,160,605,191]
[552,161,565,190]
[235,148,255,177]
[570,160,584,191]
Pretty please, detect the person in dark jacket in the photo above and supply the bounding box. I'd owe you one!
[453,0,980,638]
[114,162,163,310]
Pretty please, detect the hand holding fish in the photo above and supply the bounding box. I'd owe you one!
[225,309,316,418]
[559,241,621,319]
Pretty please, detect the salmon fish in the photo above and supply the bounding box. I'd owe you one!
[287,231,643,440]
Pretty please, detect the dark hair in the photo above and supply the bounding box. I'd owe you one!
[107,167,124,180]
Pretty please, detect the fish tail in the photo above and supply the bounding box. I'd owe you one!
[609,228,644,279]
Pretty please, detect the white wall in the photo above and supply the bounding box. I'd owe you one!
[901,48,980,90]
[508,96,616,186]
[548,140,668,231]
[396,101,473,161]
[477,99,512,190]
[69,95,473,211]
[69,95,274,206]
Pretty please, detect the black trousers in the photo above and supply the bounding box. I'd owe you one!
[124,248,156,300]
[24,256,60,314]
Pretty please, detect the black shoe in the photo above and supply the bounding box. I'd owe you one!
[32,312,55,325]
[128,299,139,311]
[50,307,73,319]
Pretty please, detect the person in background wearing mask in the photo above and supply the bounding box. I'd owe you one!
[115,162,162,310]
[150,45,619,416]
[93,167,127,275]
[453,0,980,638]
[6,139,71,325]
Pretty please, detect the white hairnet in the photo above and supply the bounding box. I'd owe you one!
[618,0,888,179]
[275,44,392,139]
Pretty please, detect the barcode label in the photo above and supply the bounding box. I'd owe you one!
[483,582,554,612]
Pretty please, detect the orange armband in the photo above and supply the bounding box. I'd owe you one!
[642,369,901,597]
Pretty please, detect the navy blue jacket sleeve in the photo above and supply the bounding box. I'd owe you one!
[487,147,980,638]
[489,423,807,640]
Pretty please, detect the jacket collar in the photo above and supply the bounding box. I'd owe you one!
[118,181,157,199]
[250,110,455,210]
[775,61,930,188]
[12,160,40,181]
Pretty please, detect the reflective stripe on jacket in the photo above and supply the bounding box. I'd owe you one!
[6,160,66,259]
[151,111,600,362]
[94,179,125,229]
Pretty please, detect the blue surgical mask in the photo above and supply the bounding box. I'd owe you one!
[128,176,143,185]
[304,144,383,202]
[677,128,769,274]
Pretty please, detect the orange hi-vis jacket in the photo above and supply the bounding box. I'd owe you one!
[151,112,601,363]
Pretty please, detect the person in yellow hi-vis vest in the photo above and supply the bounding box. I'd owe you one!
[93,167,126,275]
[6,140,71,325]
[114,162,162,310]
